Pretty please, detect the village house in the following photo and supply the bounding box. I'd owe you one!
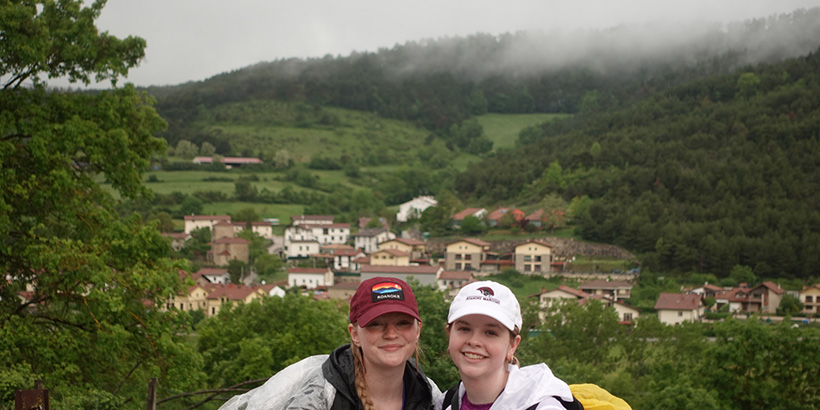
[799,284,820,316]
[167,283,211,313]
[531,285,640,324]
[183,215,231,234]
[370,248,411,266]
[353,228,395,253]
[232,221,274,239]
[378,237,428,261]
[655,293,704,325]
[444,238,491,271]
[359,265,442,287]
[450,207,487,229]
[396,196,437,223]
[514,240,553,275]
[579,279,632,302]
[210,237,250,266]
[332,248,367,271]
[486,207,525,228]
[196,268,230,284]
[205,284,267,316]
[713,282,786,315]
[286,239,321,259]
[291,215,335,226]
[284,223,351,249]
[287,267,334,289]
[327,281,360,300]
[523,209,545,229]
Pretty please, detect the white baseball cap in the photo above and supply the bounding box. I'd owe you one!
[448,281,523,331]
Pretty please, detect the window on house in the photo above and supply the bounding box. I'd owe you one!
[212,307,216,315]
[623,313,633,322]
[678,311,683,317]
[323,228,329,235]
[455,263,462,270]
[807,296,814,303]
[534,265,541,271]
[465,254,472,260]
[465,263,472,270]
[179,303,183,309]
[524,265,531,272]
[535,256,542,262]
[455,254,462,260]
[524,255,532,262]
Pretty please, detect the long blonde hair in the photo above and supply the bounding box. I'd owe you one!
[350,321,422,410]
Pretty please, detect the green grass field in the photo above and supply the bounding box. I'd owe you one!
[476,113,570,151]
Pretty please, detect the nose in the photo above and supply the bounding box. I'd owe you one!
[384,323,399,338]
[466,331,482,346]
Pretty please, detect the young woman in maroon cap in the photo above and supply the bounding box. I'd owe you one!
[219,277,440,410]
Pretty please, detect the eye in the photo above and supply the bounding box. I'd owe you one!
[366,321,385,328]
[396,320,413,328]
[485,329,499,337]
[457,326,471,332]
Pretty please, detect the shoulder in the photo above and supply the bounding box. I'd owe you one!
[218,355,334,410]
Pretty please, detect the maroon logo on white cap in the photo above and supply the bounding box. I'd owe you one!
[477,287,495,297]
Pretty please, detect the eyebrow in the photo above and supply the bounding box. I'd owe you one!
[454,319,502,329]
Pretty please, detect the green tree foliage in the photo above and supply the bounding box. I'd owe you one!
[460,215,487,236]
[454,48,820,278]
[1,1,202,407]
[175,139,198,158]
[196,294,350,387]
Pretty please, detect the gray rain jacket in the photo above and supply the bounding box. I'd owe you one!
[219,344,440,410]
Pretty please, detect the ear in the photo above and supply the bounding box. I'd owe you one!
[509,334,521,356]
[349,323,361,346]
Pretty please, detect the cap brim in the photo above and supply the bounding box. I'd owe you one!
[448,304,517,331]
[356,303,421,327]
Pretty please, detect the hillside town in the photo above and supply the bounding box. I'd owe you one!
[159,196,810,327]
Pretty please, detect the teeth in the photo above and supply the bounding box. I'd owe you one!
[464,352,484,359]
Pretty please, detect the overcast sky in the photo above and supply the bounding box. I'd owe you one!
[80,0,820,88]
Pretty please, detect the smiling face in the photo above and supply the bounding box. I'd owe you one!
[349,312,421,371]
[447,314,521,384]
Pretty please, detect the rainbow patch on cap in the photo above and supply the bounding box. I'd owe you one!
[371,282,405,302]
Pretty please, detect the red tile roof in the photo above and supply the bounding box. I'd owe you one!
[439,271,473,280]
[654,293,702,310]
[448,238,491,247]
[452,208,484,220]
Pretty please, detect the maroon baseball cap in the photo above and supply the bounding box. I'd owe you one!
[349,277,421,326]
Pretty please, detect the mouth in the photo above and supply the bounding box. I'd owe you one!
[381,344,404,352]
[462,351,486,360]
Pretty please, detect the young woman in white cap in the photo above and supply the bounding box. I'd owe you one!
[219,277,440,410]
[437,280,582,410]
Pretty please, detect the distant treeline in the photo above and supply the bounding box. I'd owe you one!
[151,9,820,149]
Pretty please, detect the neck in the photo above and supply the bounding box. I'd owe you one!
[461,368,509,405]
[364,364,405,410]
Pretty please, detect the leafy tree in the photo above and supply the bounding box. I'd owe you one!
[729,265,756,285]
[234,179,258,202]
[273,149,292,169]
[234,207,261,226]
[182,227,211,261]
[199,141,216,156]
[1,1,202,407]
[179,195,203,216]
[255,253,284,277]
[228,259,246,284]
[196,294,349,387]
[460,215,487,236]
[147,211,175,232]
[776,293,804,316]
[175,139,198,158]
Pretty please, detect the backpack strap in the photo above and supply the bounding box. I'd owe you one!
[553,395,584,410]
[442,383,460,410]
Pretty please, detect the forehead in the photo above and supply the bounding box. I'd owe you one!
[454,314,504,328]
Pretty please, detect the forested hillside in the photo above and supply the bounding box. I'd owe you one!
[151,8,820,152]
[456,50,820,279]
